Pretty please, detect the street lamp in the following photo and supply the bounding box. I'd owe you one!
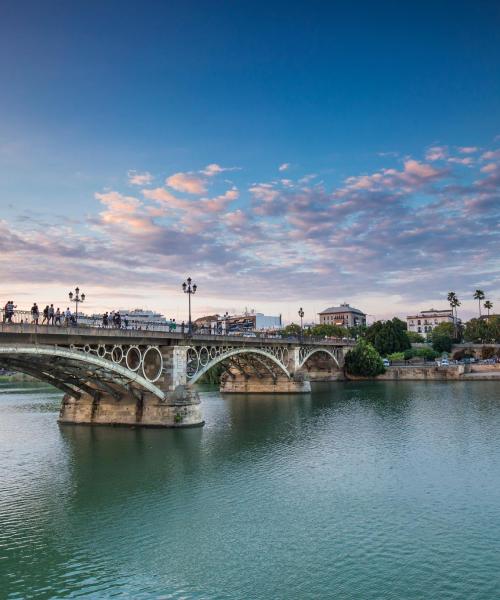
[68,286,85,325]
[182,277,197,336]
[298,307,304,341]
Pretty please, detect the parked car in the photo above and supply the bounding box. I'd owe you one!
[440,358,450,367]
[382,358,390,368]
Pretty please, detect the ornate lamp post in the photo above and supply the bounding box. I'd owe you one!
[68,287,85,325]
[182,277,197,336]
[298,307,304,341]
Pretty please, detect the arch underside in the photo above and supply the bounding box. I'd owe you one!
[188,347,291,385]
[299,348,341,370]
[0,346,165,401]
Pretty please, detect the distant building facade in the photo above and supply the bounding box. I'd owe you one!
[406,308,454,338]
[195,310,282,333]
[318,303,366,328]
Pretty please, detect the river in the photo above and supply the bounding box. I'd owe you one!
[1,380,500,599]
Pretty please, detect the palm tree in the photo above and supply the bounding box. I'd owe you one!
[473,290,485,317]
[447,292,461,338]
[484,300,493,317]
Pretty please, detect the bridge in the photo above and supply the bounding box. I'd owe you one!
[0,323,353,427]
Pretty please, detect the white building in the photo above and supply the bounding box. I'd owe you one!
[406,308,454,338]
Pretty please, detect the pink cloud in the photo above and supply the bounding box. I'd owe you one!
[127,170,154,186]
[166,172,207,194]
[425,146,448,161]
[458,146,478,154]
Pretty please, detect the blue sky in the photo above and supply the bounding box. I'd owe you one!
[1,1,499,322]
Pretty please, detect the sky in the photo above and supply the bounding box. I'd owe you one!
[0,1,499,323]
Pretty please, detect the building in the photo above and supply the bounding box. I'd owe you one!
[406,308,454,338]
[194,310,282,333]
[318,303,366,328]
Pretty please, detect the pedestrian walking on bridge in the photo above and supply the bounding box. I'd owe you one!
[31,303,39,325]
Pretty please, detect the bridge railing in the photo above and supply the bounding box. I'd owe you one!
[0,309,356,345]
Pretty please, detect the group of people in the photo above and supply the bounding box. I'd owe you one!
[30,303,76,326]
[101,311,128,329]
[2,300,17,323]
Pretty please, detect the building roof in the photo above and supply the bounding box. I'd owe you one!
[319,304,366,316]
[406,308,453,318]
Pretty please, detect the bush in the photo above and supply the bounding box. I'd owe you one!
[407,331,426,343]
[387,352,405,361]
[432,334,452,354]
[416,347,439,360]
[344,339,385,377]
[306,324,348,338]
[404,348,417,360]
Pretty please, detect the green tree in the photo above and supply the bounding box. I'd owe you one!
[306,323,348,338]
[447,291,461,338]
[365,318,411,356]
[488,316,500,342]
[484,300,493,317]
[344,338,385,377]
[281,323,301,337]
[349,324,368,339]
[473,289,485,317]
[432,334,452,354]
[463,318,490,343]
[407,331,425,343]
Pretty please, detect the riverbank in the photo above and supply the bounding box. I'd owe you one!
[372,364,500,381]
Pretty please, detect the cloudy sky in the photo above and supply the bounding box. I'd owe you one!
[1,1,499,323]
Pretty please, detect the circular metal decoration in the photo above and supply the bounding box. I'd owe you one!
[111,345,124,364]
[125,346,142,371]
[199,346,209,367]
[142,346,163,383]
[97,345,106,358]
[186,347,199,379]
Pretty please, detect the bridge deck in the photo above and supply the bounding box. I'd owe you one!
[0,323,353,347]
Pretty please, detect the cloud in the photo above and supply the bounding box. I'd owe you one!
[458,146,478,154]
[166,171,207,194]
[425,146,448,161]
[201,163,239,176]
[127,170,154,186]
[278,163,290,172]
[1,144,499,313]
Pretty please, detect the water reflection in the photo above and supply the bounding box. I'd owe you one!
[1,381,500,599]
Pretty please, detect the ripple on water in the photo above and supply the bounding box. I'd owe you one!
[1,381,500,599]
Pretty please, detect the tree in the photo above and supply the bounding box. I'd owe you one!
[473,289,485,317]
[365,318,411,356]
[281,323,301,337]
[463,318,490,343]
[306,323,348,338]
[407,331,425,343]
[344,338,385,377]
[484,300,493,317]
[432,334,452,354]
[447,291,461,338]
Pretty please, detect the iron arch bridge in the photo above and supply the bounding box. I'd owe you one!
[185,344,343,384]
[0,344,166,401]
[298,347,342,370]
[186,345,293,384]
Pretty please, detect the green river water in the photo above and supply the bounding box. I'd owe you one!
[1,380,499,599]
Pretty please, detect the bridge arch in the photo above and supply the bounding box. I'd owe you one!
[0,345,166,401]
[298,347,341,370]
[187,346,291,385]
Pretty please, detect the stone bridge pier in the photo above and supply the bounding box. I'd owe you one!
[0,326,351,429]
